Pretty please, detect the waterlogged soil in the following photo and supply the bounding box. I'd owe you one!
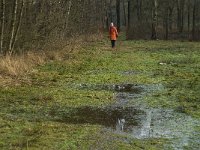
[1,40,200,149]
[61,83,200,150]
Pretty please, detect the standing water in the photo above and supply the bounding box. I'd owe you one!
[61,83,200,149]
[112,84,200,150]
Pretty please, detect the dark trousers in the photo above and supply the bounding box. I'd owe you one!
[111,40,116,48]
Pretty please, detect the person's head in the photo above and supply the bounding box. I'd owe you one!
[110,22,114,27]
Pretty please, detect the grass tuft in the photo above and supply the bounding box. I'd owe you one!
[0,52,46,77]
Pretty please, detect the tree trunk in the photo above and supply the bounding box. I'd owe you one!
[176,0,181,31]
[165,8,169,40]
[180,0,185,33]
[136,0,142,21]
[192,0,196,40]
[109,0,113,22]
[176,0,185,33]
[187,0,190,38]
[116,0,120,31]
[64,0,72,31]
[127,0,130,29]
[169,6,174,31]
[0,0,5,54]
[122,0,126,26]
[9,0,18,54]
[12,0,25,52]
[106,11,109,29]
[151,0,158,40]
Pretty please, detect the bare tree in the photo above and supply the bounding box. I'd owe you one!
[122,0,126,26]
[136,0,142,21]
[151,0,158,39]
[9,0,18,54]
[176,0,186,33]
[187,0,191,38]
[168,1,175,31]
[12,0,25,51]
[0,0,5,54]
[116,0,121,31]
[127,0,131,29]
[192,0,196,40]
[165,4,169,40]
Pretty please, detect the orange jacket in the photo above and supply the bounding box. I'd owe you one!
[109,26,118,40]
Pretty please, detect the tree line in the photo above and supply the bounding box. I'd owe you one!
[121,0,200,40]
[0,0,199,55]
[0,0,107,55]
[103,0,200,40]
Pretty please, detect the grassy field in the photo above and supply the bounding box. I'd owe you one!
[0,37,199,149]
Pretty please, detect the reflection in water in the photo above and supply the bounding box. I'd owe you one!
[56,83,199,149]
[116,118,125,132]
[55,106,141,129]
[139,109,152,138]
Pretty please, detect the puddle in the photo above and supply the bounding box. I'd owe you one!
[78,83,157,94]
[129,108,199,149]
[59,106,143,129]
[62,83,200,149]
[113,84,143,93]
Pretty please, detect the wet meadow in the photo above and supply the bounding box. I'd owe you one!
[0,38,200,149]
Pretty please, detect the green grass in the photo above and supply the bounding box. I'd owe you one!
[0,37,200,149]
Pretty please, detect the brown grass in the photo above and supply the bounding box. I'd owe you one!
[0,50,69,87]
[0,33,103,85]
[0,52,46,77]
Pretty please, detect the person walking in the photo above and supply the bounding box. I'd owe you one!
[109,22,118,48]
